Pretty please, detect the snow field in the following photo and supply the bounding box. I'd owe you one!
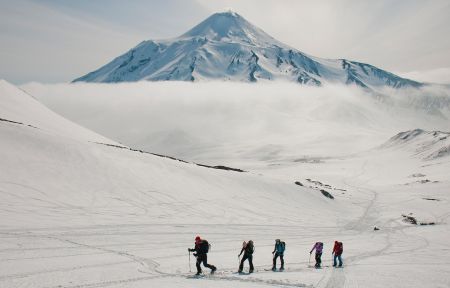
[1,80,449,287]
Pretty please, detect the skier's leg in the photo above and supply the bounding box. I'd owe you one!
[318,253,322,267]
[280,254,284,269]
[239,255,247,272]
[338,255,343,267]
[272,253,278,269]
[202,254,216,271]
[196,256,202,274]
[248,255,254,272]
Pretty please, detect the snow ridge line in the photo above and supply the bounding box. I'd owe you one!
[92,141,246,172]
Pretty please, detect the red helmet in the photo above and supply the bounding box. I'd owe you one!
[195,236,201,241]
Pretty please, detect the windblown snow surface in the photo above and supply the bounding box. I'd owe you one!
[1,79,450,288]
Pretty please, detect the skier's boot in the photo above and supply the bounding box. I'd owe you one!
[249,269,254,273]
[271,266,276,271]
[280,266,284,271]
[195,271,202,276]
[211,266,217,274]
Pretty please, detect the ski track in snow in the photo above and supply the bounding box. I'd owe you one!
[1,144,449,288]
[1,80,450,287]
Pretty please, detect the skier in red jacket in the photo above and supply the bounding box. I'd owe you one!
[332,241,343,267]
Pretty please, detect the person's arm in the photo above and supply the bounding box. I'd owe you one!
[188,244,198,252]
[310,243,316,254]
[272,244,276,254]
[238,247,244,256]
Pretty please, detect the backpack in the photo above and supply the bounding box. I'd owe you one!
[246,240,255,254]
[276,241,286,253]
[336,242,343,254]
[199,240,210,254]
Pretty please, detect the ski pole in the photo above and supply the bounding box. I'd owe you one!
[188,250,191,272]
[309,252,311,266]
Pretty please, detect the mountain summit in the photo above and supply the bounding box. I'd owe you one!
[180,11,280,46]
[74,11,421,89]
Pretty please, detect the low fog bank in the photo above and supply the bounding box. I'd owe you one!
[21,81,450,165]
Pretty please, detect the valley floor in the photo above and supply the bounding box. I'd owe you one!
[1,145,449,288]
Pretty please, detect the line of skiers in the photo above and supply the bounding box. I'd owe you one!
[309,240,343,268]
[188,236,343,275]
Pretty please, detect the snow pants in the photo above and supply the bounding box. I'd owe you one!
[315,252,322,267]
[239,254,254,272]
[196,254,215,273]
[333,254,343,267]
[273,252,284,269]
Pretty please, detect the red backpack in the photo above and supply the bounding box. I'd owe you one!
[336,242,343,254]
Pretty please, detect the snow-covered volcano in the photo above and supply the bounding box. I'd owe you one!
[73,11,421,89]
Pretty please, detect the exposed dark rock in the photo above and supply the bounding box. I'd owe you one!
[423,198,440,201]
[402,214,418,225]
[0,117,24,125]
[320,189,334,199]
[196,164,246,172]
[419,222,435,226]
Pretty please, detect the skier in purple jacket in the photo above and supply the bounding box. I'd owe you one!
[310,242,323,268]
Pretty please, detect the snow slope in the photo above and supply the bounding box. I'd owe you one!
[381,129,450,160]
[0,80,350,287]
[2,80,450,287]
[73,11,421,90]
[0,80,115,144]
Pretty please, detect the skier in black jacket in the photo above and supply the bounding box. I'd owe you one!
[188,236,217,275]
[238,240,255,273]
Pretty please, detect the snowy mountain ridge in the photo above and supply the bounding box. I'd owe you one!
[73,11,422,89]
[381,129,450,160]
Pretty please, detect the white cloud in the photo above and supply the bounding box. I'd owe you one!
[21,82,450,164]
[398,68,450,85]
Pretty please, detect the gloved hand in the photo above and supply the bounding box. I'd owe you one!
[272,251,275,254]
[193,253,197,257]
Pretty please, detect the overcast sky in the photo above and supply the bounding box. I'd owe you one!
[1,0,449,84]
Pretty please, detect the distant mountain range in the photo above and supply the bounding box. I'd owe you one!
[74,11,422,89]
